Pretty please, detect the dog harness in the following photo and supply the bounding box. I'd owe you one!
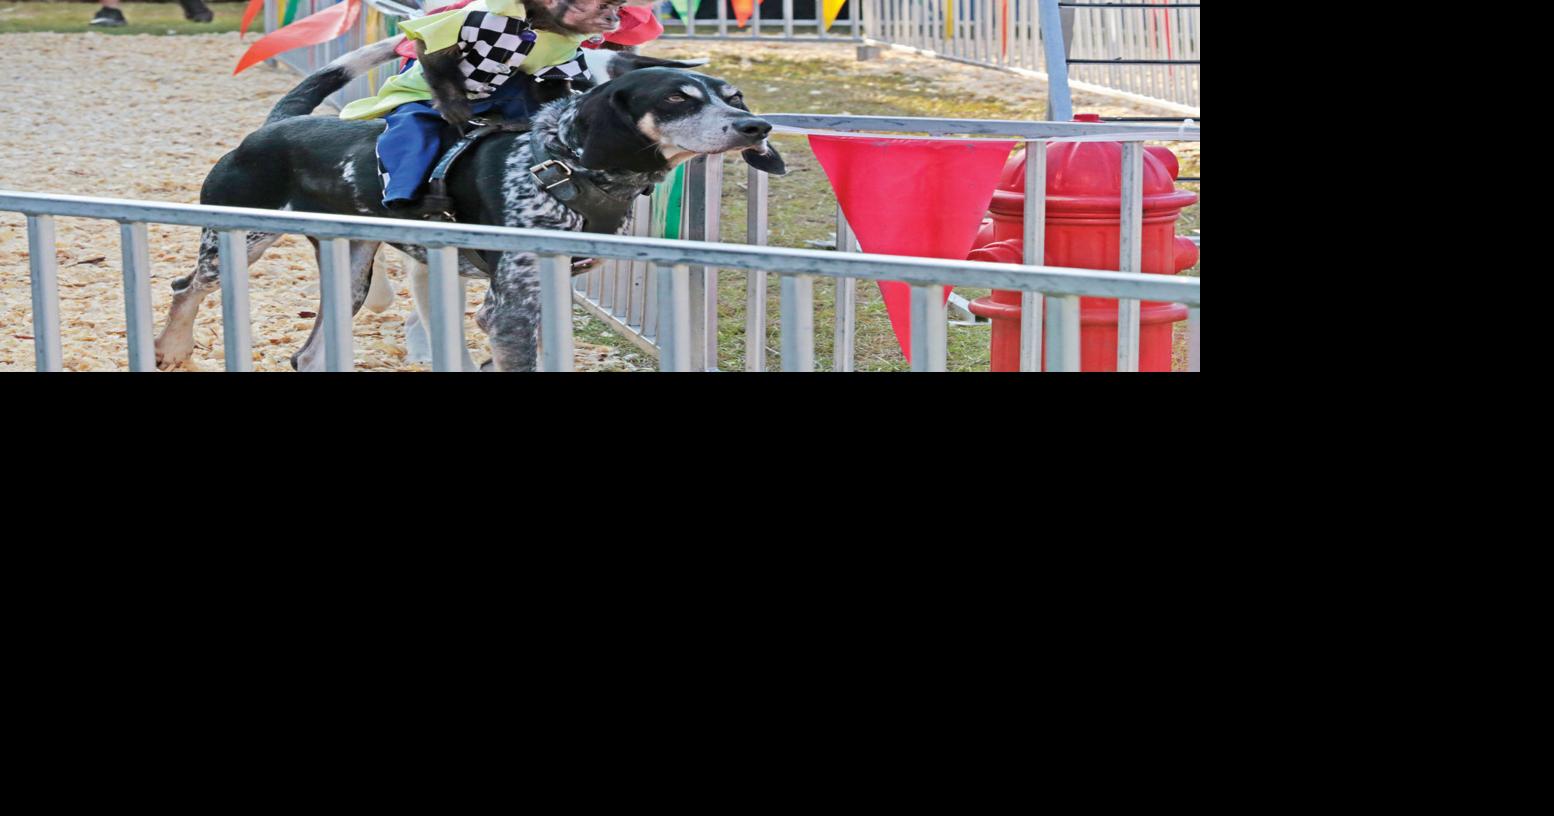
[417,118,645,274]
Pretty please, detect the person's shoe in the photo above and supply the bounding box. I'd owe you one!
[178,0,214,23]
[88,7,127,27]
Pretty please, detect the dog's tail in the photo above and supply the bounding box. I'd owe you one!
[264,35,406,126]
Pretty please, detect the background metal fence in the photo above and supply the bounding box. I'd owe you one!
[268,1,1198,114]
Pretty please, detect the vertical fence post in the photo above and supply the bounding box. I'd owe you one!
[318,236,354,371]
[745,165,769,371]
[780,274,814,371]
[119,221,155,372]
[910,284,947,372]
[1188,305,1199,373]
[783,0,794,38]
[26,215,63,372]
[541,253,574,372]
[1038,0,1073,121]
[659,263,692,371]
[218,230,253,372]
[1045,294,1081,371]
[425,245,464,372]
[685,156,706,367]
[833,203,856,372]
[1117,140,1143,372]
[1020,140,1046,371]
[717,0,727,36]
[684,155,720,370]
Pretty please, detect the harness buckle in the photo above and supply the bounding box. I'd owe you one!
[530,159,575,190]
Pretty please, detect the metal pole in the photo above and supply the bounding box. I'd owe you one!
[658,263,692,371]
[1020,140,1046,371]
[541,253,574,372]
[780,274,814,371]
[1044,294,1080,371]
[1187,304,1199,372]
[218,230,253,372]
[318,236,354,371]
[425,245,464,372]
[833,203,856,372]
[26,215,63,372]
[1117,140,1143,371]
[119,221,155,372]
[1038,0,1074,121]
[745,165,769,371]
[910,284,947,372]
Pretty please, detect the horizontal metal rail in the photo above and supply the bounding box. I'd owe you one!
[763,114,1198,140]
[0,191,1198,305]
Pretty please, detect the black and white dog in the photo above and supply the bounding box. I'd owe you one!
[155,37,785,371]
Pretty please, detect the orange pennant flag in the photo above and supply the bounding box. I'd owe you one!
[732,0,763,28]
[234,0,362,76]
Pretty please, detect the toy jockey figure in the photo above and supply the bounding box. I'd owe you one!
[338,0,661,211]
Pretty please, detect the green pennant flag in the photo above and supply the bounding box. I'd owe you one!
[667,0,702,22]
[651,164,687,239]
[281,0,302,26]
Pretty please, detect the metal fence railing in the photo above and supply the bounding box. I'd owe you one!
[2,188,1199,373]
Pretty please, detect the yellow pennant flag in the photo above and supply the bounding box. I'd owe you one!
[945,0,954,39]
[823,0,846,31]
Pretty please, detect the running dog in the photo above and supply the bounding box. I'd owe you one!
[154,38,784,371]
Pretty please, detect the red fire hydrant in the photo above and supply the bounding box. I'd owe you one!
[967,115,1199,371]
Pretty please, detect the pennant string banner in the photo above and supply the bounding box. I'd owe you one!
[234,0,362,75]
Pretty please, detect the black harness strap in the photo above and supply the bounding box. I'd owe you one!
[422,118,534,220]
[526,129,642,236]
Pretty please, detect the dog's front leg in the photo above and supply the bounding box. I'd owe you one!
[482,251,543,372]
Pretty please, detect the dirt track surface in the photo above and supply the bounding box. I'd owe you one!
[0,32,647,371]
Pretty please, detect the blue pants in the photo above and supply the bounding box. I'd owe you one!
[376,70,539,206]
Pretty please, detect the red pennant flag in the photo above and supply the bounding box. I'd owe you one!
[240,0,264,39]
[809,134,1016,361]
[234,0,363,76]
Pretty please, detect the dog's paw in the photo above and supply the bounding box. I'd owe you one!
[154,335,195,371]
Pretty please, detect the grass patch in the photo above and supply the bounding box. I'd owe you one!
[0,1,244,34]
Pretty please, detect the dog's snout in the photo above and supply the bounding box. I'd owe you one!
[732,118,772,140]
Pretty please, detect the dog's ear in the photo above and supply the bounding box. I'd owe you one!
[576,85,664,174]
[606,52,711,79]
[742,142,787,176]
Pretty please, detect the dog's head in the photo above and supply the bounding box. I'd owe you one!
[573,65,788,177]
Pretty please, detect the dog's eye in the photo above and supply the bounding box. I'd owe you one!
[666,94,686,103]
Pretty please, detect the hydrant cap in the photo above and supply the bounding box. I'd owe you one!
[991,139,1197,215]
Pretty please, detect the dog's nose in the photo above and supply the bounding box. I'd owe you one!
[733,118,772,139]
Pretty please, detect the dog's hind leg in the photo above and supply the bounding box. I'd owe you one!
[362,259,394,313]
[401,255,482,370]
[292,239,380,372]
[155,229,281,370]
